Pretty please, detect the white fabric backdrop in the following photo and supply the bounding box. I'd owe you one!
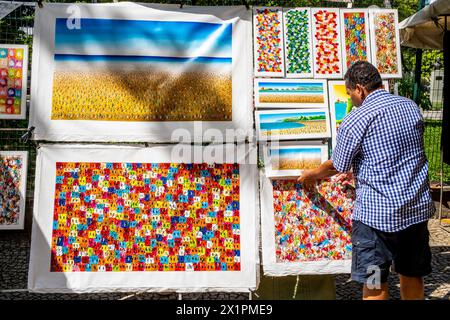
[28,143,258,293]
[29,3,253,142]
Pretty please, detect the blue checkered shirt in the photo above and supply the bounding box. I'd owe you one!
[331,89,435,232]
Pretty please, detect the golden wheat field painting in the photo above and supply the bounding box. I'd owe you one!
[51,18,232,121]
[254,79,328,108]
[264,144,327,177]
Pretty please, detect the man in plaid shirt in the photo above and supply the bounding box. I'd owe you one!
[299,61,435,300]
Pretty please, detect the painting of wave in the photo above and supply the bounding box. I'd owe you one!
[256,109,330,140]
[255,79,328,108]
[51,18,232,121]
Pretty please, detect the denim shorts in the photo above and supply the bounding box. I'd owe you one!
[351,220,432,284]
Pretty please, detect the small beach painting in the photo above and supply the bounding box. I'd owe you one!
[256,109,331,141]
[254,79,328,108]
[263,143,328,178]
[51,18,232,121]
[329,80,389,148]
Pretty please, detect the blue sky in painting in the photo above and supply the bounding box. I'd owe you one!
[54,18,232,59]
[258,82,323,89]
[276,148,321,155]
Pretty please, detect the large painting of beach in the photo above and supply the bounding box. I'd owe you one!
[264,143,327,177]
[256,109,331,141]
[255,79,328,108]
[51,18,232,121]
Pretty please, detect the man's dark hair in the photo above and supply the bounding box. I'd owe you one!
[344,61,383,92]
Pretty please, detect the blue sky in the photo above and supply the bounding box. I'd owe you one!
[54,18,232,58]
[258,82,324,89]
[259,112,325,123]
[275,148,321,155]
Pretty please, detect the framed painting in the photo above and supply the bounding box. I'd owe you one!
[339,9,371,74]
[0,44,28,119]
[29,3,253,142]
[0,151,28,230]
[283,8,313,78]
[328,80,389,148]
[28,144,258,292]
[262,142,328,178]
[369,9,402,79]
[254,78,328,109]
[260,175,355,275]
[255,109,331,141]
[311,8,343,79]
[253,7,284,77]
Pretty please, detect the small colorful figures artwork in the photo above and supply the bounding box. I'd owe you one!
[283,8,313,78]
[0,151,28,230]
[340,10,371,72]
[253,7,284,77]
[50,162,241,272]
[311,8,342,78]
[0,45,28,119]
[271,176,354,263]
[369,9,402,78]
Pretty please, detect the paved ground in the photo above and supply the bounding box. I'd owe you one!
[1,220,449,300]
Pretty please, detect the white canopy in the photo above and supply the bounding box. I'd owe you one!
[399,0,450,50]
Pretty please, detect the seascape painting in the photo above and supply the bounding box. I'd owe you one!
[256,109,331,140]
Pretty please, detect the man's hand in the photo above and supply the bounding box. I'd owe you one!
[297,169,318,189]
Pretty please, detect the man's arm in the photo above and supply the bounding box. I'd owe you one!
[297,159,339,185]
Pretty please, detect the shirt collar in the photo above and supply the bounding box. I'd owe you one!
[361,89,388,107]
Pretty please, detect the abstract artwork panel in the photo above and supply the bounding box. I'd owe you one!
[261,175,354,275]
[340,9,371,73]
[51,162,241,272]
[263,143,328,178]
[283,8,313,78]
[52,19,232,122]
[311,8,343,79]
[254,79,328,108]
[29,3,252,142]
[328,80,389,148]
[0,151,28,230]
[256,109,331,141]
[29,144,257,292]
[369,9,402,78]
[253,7,284,77]
[0,44,28,119]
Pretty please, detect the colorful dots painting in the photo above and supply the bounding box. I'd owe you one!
[283,8,313,78]
[340,9,371,73]
[261,175,354,275]
[311,8,343,79]
[369,9,402,78]
[0,44,28,119]
[253,7,285,77]
[29,145,257,292]
[0,151,28,230]
[50,162,241,273]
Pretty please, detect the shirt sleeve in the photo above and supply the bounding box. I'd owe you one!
[331,124,362,173]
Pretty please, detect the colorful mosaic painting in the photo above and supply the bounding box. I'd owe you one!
[0,46,26,118]
[312,9,342,77]
[50,162,241,272]
[0,153,25,227]
[342,11,369,69]
[254,8,284,75]
[284,9,312,77]
[372,11,400,76]
[272,176,355,262]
